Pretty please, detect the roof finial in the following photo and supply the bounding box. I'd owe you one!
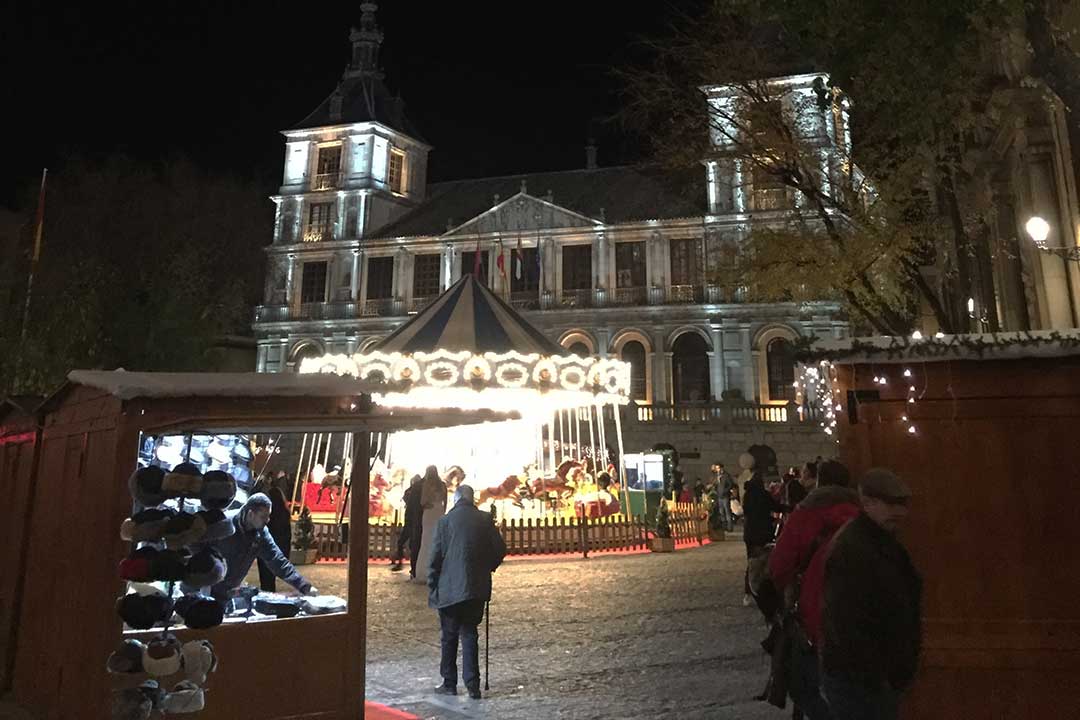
[520,179,528,195]
[493,193,500,206]
[347,3,384,79]
[585,138,598,170]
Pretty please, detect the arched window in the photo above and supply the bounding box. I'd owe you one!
[766,337,796,401]
[621,341,647,400]
[567,342,591,358]
[672,332,711,403]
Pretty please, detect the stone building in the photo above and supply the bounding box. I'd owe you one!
[253,4,850,413]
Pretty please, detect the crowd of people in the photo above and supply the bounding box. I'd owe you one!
[708,451,922,720]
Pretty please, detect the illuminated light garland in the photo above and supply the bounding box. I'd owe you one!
[494,361,530,388]
[423,360,460,387]
[464,356,492,382]
[559,365,587,391]
[796,361,840,442]
[391,356,420,383]
[532,358,558,385]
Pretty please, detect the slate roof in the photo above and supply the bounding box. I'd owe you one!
[371,164,706,239]
[292,74,426,142]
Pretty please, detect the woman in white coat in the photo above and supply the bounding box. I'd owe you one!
[414,465,448,583]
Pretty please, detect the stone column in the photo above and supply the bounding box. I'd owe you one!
[358,252,370,310]
[740,326,754,401]
[256,344,268,373]
[350,249,360,301]
[708,324,724,400]
[286,253,297,310]
[650,329,668,403]
[441,243,453,290]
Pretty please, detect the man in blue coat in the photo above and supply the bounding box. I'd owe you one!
[191,493,317,604]
[427,485,507,699]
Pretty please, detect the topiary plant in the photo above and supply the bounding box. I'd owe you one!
[655,499,672,539]
[294,507,316,551]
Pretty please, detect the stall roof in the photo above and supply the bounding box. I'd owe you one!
[805,330,1080,364]
[67,370,392,400]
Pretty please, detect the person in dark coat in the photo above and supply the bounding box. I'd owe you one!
[257,483,293,592]
[427,485,507,699]
[742,468,784,605]
[391,475,423,575]
[191,493,316,604]
[822,469,922,720]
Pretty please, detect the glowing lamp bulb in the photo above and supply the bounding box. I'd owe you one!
[907,426,917,435]
[911,330,923,340]
[935,332,945,339]
[903,368,912,378]
[1026,216,1051,246]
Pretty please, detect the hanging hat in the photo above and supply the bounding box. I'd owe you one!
[184,547,227,588]
[200,470,237,511]
[119,547,189,583]
[160,513,209,550]
[111,688,152,720]
[230,442,253,462]
[300,595,347,616]
[175,594,225,629]
[106,639,147,674]
[196,508,234,541]
[181,640,218,685]
[129,466,168,507]
[116,589,174,630]
[253,592,302,618]
[120,507,177,542]
[206,438,233,465]
[137,679,165,711]
[162,680,205,714]
[142,634,183,677]
[163,462,204,497]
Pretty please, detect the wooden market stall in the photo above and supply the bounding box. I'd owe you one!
[3,370,510,720]
[815,332,1080,719]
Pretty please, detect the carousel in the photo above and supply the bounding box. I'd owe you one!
[295,274,633,526]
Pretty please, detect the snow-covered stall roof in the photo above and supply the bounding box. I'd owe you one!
[805,330,1080,365]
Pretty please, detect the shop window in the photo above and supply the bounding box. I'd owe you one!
[562,244,592,290]
[388,148,406,194]
[412,253,441,298]
[615,242,646,288]
[366,256,394,299]
[767,337,797,401]
[300,262,328,304]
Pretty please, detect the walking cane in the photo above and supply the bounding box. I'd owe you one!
[484,600,490,691]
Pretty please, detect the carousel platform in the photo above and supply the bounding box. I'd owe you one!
[366,700,420,720]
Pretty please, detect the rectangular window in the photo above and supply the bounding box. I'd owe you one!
[316,145,341,176]
[366,256,394,299]
[753,164,788,210]
[306,202,335,242]
[388,149,406,194]
[461,250,489,286]
[511,247,540,293]
[300,262,328,304]
[412,253,441,298]
[615,242,646,288]
[562,244,592,290]
[669,238,702,287]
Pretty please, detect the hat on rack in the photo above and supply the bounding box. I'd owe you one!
[120,507,177,542]
[160,513,209,550]
[301,595,347,615]
[175,594,225,629]
[106,639,147,674]
[230,442,253,463]
[163,462,204,497]
[162,680,205,714]
[200,470,237,511]
[181,640,218,685]
[142,634,183,677]
[116,588,174,630]
[111,687,153,720]
[119,547,189,583]
[137,680,165,711]
[129,466,169,507]
[253,592,302,618]
[184,547,227,588]
[196,508,234,541]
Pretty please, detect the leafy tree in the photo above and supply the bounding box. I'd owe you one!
[617,0,1077,335]
[1,156,269,394]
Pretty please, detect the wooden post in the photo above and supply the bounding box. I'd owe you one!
[345,428,370,718]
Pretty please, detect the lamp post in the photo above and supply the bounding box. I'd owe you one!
[1027,215,1080,261]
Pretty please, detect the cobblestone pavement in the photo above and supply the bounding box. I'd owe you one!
[302,537,790,720]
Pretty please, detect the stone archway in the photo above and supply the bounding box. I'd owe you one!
[670,330,711,403]
[289,341,325,373]
[754,325,799,403]
[558,330,597,357]
[611,329,654,403]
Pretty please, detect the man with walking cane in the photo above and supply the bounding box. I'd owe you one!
[427,484,507,699]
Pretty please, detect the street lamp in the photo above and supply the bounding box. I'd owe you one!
[1026,215,1080,261]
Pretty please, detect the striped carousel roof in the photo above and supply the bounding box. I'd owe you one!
[373,275,569,356]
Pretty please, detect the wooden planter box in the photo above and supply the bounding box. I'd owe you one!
[290,548,319,565]
[650,536,675,553]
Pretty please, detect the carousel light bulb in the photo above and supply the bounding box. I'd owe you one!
[911,330,923,340]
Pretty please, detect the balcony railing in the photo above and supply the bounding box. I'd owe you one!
[667,284,703,304]
[254,302,359,323]
[612,286,647,306]
[310,172,343,191]
[360,298,397,317]
[560,288,593,308]
[510,292,540,310]
[302,226,333,243]
[632,401,818,425]
[410,295,436,313]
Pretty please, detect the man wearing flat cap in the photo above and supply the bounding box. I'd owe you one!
[822,468,922,720]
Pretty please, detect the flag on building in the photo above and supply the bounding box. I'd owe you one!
[514,236,523,280]
[496,245,506,278]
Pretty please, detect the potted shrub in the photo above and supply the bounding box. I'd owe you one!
[651,499,675,553]
[290,507,319,565]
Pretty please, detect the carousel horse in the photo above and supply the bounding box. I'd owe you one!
[529,459,582,500]
[316,465,342,504]
[477,474,528,507]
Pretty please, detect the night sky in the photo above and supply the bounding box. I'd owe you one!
[5,1,702,209]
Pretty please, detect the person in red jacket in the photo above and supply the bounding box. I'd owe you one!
[768,460,858,720]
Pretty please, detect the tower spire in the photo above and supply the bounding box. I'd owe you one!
[347,2,384,78]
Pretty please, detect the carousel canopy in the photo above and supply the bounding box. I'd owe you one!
[375,274,568,356]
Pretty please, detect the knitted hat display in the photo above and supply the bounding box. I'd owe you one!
[231,442,252,462]
[129,466,168,507]
[142,634,183,677]
[175,594,225,629]
[106,639,146,674]
[181,640,218,685]
[116,589,174,630]
[163,462,204,497]
[253,592,302,618]
[160,512,208,549]
[196,508,234,541]
[111,687,152,720]
[162,680,205,713]
[120,507,177,542]
[184,547,227,587]
[199,470,237,511]
[301,595,347,615]
[137,680,165,711]
[119,547,189,582]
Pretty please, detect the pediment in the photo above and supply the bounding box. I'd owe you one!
[443,192,600,237]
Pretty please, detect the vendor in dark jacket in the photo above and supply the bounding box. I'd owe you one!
[428,484,507,699]
[822,468,922,720]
